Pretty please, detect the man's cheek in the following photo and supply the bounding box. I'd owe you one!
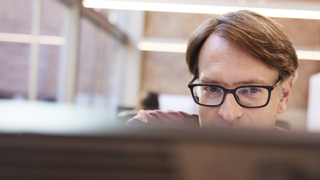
[198,106,210,125]
[245,109,275,128]
[198,107,219,124]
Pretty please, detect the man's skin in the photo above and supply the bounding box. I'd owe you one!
[197,33,293,129]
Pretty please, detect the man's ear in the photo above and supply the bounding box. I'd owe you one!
[277,77,293,114]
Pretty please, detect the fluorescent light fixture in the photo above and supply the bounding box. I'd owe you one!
[137,41,320,60]
[83,0,320,20]
[297,50,320,61]
[0,32,66,45]
[137,42,187,53]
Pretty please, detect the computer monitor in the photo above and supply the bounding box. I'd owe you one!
[1,126,320,180]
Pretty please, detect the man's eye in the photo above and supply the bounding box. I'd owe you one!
[210,86,219,92]
[250,87,258,93]
[237,87,261,95]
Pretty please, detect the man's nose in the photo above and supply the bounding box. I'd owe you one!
[218,93,243,122]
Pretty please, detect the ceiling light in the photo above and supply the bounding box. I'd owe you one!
[297,50,320,61]
[83,0,320,20]
[137,41,320,60]
[137,42,187,53]
[0,32,65,45]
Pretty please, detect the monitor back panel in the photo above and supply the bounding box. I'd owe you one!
[1,128,320,180]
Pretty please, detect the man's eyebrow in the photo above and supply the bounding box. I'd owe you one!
[200,79,221,84]
[200,78,266,86]
[198,76,219,83]
[234,80,266,86]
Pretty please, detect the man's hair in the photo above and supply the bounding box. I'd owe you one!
[186,10,298,80]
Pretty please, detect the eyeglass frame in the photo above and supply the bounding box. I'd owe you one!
[188,76,282,108]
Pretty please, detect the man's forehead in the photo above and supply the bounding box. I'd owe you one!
[199,33,252,59]
[197,34,278,87]
[199,74,269,86]
[197,59,278,85]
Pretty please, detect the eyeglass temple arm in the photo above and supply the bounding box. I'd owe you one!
[272,78,282,88]
[189,76,198,84]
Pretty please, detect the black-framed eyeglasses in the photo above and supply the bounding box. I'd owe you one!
[188,77,281,108]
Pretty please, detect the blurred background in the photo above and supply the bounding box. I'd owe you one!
[1,0,320,133]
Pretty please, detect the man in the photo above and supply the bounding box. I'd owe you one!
[127,10,298,130]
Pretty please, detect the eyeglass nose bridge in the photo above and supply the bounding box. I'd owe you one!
[222,88,241,105]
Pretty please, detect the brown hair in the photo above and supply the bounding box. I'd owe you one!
[134,91,159,111]
[186,10,298,80]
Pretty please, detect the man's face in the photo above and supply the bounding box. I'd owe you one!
[197,33,292,129]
